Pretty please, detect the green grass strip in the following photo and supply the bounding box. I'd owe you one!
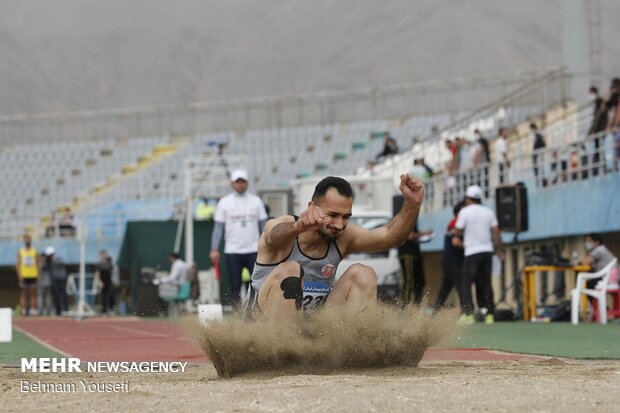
[0,329,63,365]
[451,322,620,359]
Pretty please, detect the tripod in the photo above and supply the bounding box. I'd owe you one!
[496,233,523,318]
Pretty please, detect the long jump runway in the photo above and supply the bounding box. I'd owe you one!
[12,317,540,364]
[13,317,205,363]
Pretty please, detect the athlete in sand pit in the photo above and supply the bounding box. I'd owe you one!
[245,174,424,321]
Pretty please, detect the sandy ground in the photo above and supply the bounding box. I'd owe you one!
[3,359,620,413]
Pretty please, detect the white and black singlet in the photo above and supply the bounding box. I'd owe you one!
[246,227,342,311]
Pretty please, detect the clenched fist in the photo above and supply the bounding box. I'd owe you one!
[399,174,425,206]
[294,205,325,233]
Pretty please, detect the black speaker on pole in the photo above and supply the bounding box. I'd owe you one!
[495,182,528,233]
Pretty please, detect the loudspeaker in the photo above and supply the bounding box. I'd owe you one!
[495,182,528,232]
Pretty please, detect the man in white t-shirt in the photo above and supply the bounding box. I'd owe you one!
[155,252,190,286]
[495,127,509,184]
[210,169,268,308]
[453,185,504,324]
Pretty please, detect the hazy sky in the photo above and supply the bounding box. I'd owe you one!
[0,0,617,114]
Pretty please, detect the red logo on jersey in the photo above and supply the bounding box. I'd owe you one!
[321,264,336,278]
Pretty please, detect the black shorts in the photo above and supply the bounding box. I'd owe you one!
[22,278,37,286]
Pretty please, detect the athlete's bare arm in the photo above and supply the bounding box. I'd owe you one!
[342,174,424,255]
[259,206,326,262]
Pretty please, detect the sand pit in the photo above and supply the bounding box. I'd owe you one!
[4,307,620,411]
[195,304,456,377]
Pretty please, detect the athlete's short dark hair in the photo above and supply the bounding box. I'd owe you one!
[312,176,353,202]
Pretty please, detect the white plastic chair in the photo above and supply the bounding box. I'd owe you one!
[570,258,618,325]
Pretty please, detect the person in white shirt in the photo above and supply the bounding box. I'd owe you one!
[495,127,509,184]
[210,169,268,308]
[453,185,504,324]
[155,252,190,286]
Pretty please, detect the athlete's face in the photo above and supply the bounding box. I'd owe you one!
[23,234,31,247]
[312,188,352,241]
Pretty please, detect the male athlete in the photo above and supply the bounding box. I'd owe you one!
[245,174,424,321]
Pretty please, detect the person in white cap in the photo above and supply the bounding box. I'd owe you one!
[453,185,504,324]
[210,169,268,309]
[41,246,68,316]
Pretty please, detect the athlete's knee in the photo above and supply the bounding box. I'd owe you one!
[347,263,377,290]
[277,261,303,278]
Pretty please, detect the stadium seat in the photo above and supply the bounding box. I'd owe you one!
[570,258,619,325]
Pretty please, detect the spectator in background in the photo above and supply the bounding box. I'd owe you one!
[195,197,217,221]
[411,158,434,207]
[376,132,399,161]
[418,158,434,179]
[589,93,609,138]
[588,86,605,134]
[474,129,490,165]
[45,211,57,238]
[607,78,620,132]
[210,169,268,309]
[432,201,465,313]
[453,185,504,324]
[94,250,116,315]
[579,233,618,291]
[154,252,190,287]
[530,123,547,185]
[456,137,472,174]
[495,128,509,184]
[366,159,378,176]
[37,252,53,316]
[43,247,68,316]
[16,234,39,316]
[410,158,433,180]
[445,139,459,176]
[443,139,459,207]
[399,223,433,307]
[59,207,76,237]
[473,129,490,197]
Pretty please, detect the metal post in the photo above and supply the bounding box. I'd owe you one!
[184,160,194,266]
[512,233,522,318]
[77,217,87,319]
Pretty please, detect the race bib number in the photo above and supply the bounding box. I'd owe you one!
[302,281,331,310]
[23,256,35,266]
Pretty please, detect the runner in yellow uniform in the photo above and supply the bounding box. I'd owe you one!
[16,234,40,316]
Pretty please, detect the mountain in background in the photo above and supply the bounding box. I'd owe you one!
[0,0,618,115]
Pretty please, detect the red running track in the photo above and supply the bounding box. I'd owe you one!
[14,317,206,363]
[13,317,541,364]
